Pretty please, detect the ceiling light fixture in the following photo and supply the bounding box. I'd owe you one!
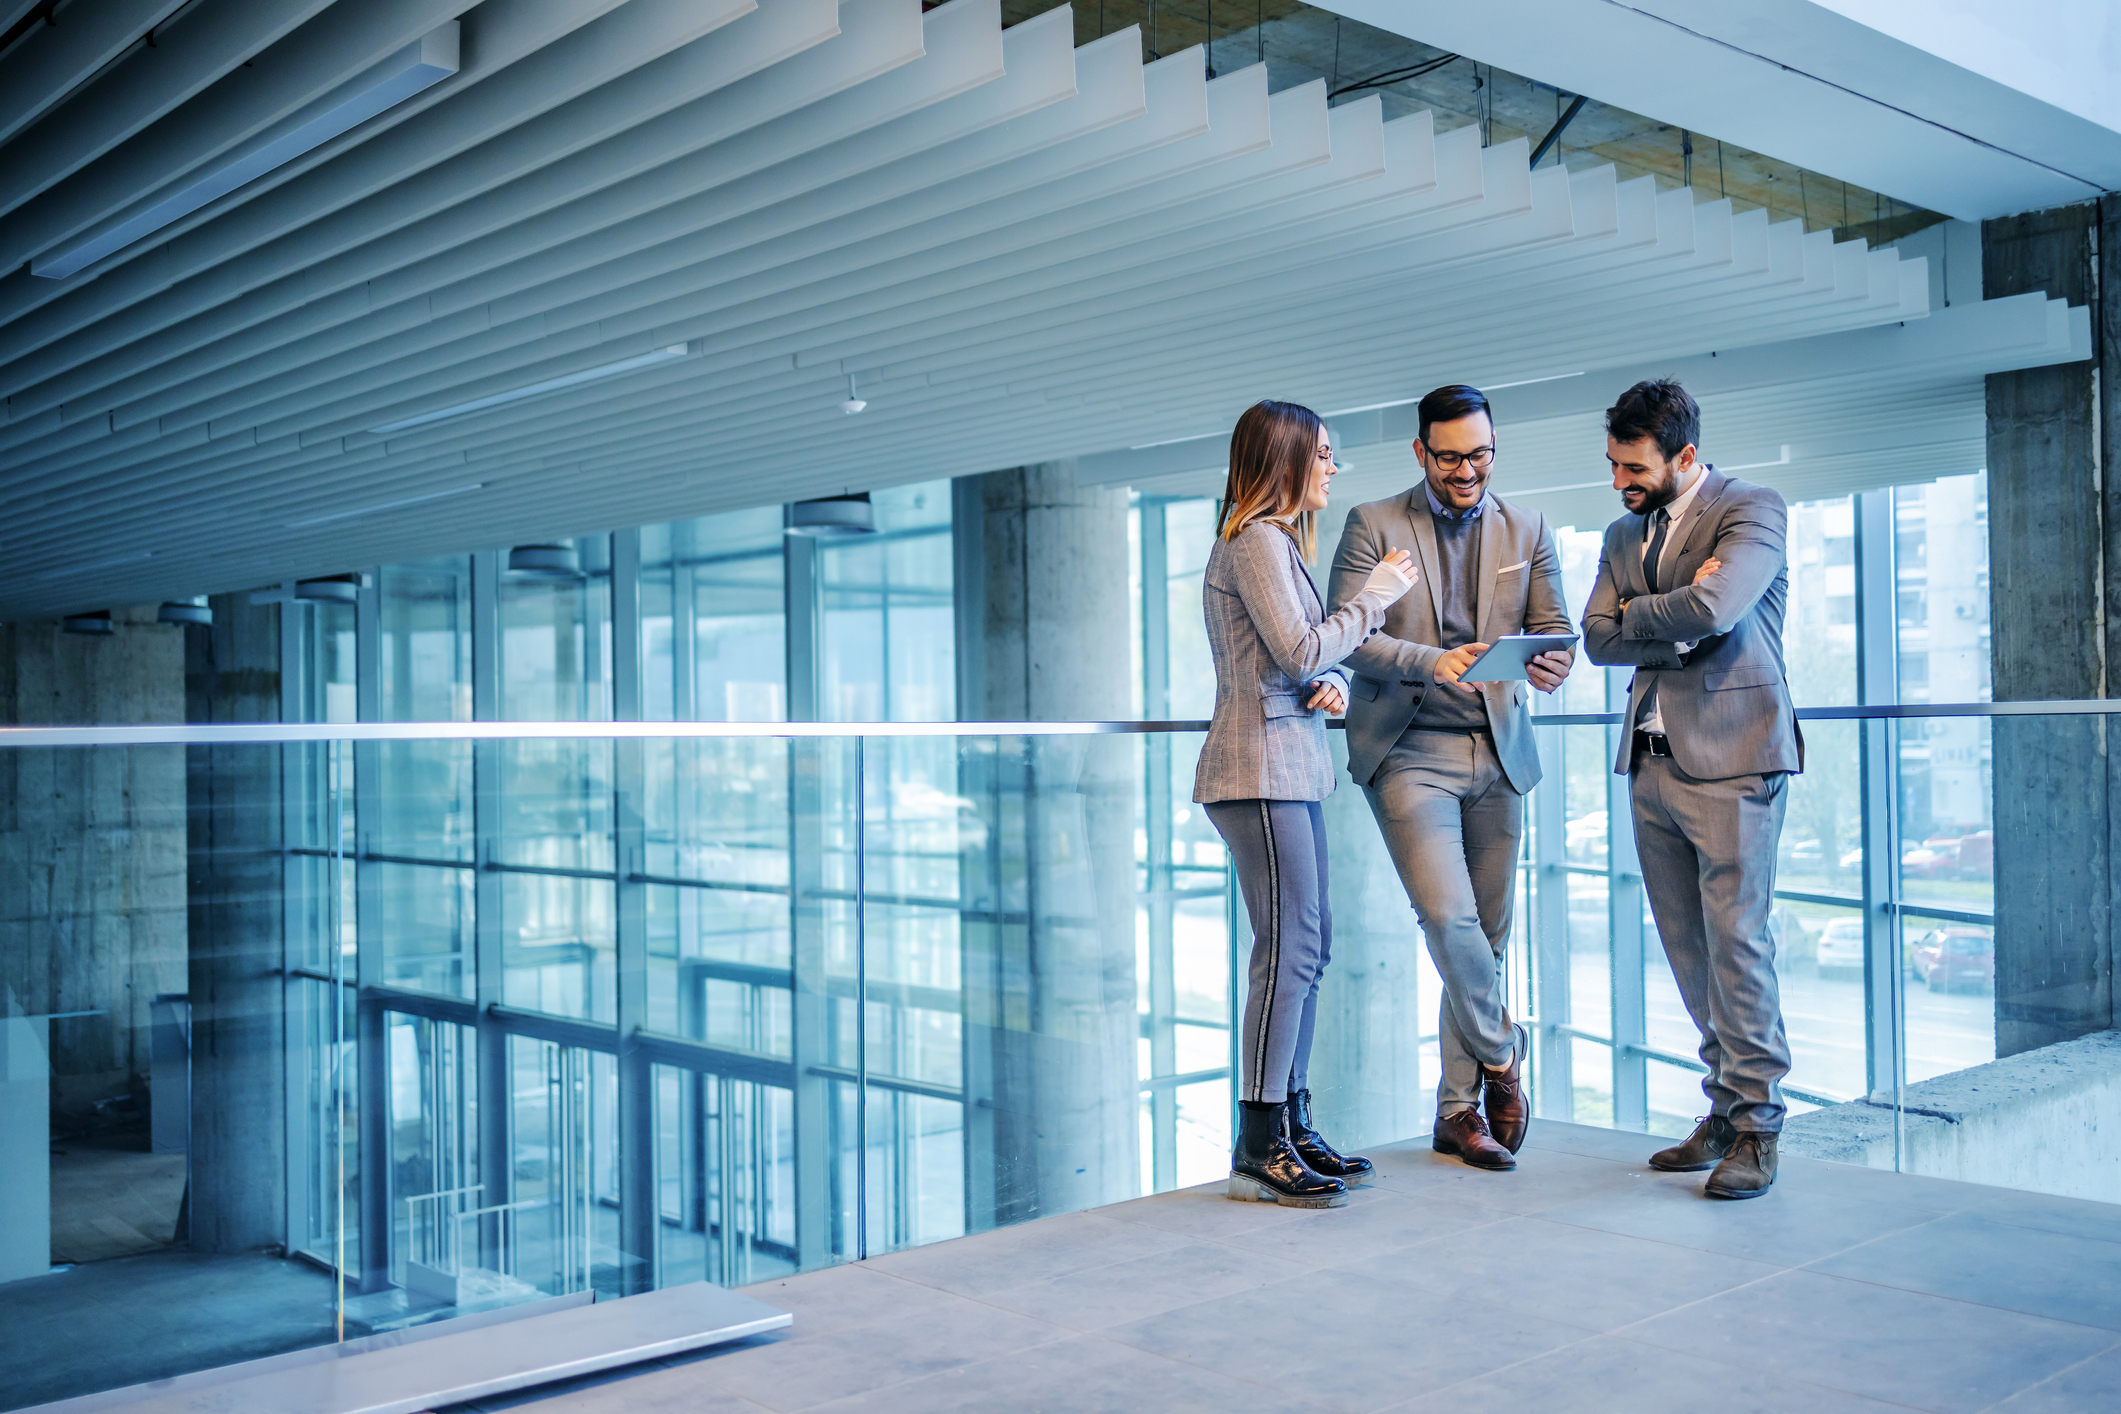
[158,599,212,626]
[507,544,583,578]
[288,482,484,528]
[295,575,360,604]
[840,372,867,415]
[33,24,461,281]
[787,494,876,536]
[369,344,691,434]
[62,611,115,636]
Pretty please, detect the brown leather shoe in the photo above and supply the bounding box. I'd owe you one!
[1432,1108,1516,1171]
[1704,1132,1778,1199]
[1649,1113,1738,1173]
[1481,1021,1530,1154]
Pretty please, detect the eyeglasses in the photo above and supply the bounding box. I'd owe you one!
[1421,443,1495,472]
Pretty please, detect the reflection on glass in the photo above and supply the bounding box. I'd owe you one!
[821,482,953,722]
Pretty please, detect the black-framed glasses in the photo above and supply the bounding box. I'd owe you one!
[1421,443,1495,472]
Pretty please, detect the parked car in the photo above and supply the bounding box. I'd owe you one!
[1910,925,1995,993]
[1815,917,1865,979]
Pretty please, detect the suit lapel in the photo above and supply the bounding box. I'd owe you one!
[1403,490,1444,632]
[1473,495,1503,641]
[1674,467,1730,561]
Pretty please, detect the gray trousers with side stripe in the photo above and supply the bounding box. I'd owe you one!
[1206,798,1330,1105]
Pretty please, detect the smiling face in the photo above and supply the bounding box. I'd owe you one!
[1606,433,1699,515]
[1300,423,1337,512]
[1417,411,1495,512]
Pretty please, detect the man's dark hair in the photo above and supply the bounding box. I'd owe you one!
[1605,378,1700,461]
[1417,384,1491,444]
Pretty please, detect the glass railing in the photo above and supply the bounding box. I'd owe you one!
[0,704,2102,1407]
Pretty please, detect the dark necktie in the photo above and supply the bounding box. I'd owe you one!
[1637,507,1673,734]
[1644,506,1672,592]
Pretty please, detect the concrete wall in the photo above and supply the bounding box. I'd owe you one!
[1785,1030,2121,1204]
[1984,200,2118,1056]
[0,607,188,1126]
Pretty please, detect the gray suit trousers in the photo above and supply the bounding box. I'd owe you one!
[1207,798,1330,1104]
[1631,756,1793,1132]
[1365,731,1523,1116]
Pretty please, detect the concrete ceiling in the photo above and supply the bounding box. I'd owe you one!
[1315,0,2118,220]
[0,0,1939,622]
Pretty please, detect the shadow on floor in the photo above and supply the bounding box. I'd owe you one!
[0,1247,338,1412]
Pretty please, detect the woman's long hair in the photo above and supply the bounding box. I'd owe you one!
[1217,399,1322,561]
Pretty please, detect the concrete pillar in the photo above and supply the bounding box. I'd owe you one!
[183,592,288,1253]
[952,463,1141,1224]
[0,608,187,1136]
[1984,203,2114,1055]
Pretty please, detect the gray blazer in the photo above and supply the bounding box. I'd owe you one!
[1581,467,1804,779]
[1193,522,1394,804]
[1326,490,1573,793]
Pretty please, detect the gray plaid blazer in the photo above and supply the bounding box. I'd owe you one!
[1193,522,1396,804]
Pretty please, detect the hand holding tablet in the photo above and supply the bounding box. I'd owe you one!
[1455,634,1580,684]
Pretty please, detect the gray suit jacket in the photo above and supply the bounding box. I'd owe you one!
[1193,522,1394,804]
[1327,489,1573,793]
[1581,467,1805,779]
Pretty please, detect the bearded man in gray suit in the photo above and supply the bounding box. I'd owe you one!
[1582,378,1803,1200]
[1327,384,1574,1172]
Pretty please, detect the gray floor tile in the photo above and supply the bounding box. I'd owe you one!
[1985,1342,2121,1412]
[739,1260,967,1330]
[1367,1141,1650,1214]
[1098,1181,1316,1243]
[1808,1210,2121,1330]
[975,1238,1314,1331]
[1536,1160,1953,1267]
[1210,1181,1515,1267]
[858,1210,1192,1297]
[1105,1266,1590,1412]
[1381,1331,1915,1414]
[1353,1213,1785,1332]
[1520,1119,1666,1164]
[1966,1184,2121,1247]
[800,1332,1338,1414]
[1623,1267,2115,1413]
[701,1292,1071,1411]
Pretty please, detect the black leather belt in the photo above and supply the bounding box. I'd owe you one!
[1633,730,1672,759]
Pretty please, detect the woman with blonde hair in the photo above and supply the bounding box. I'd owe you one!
[1197,398,1417,1207]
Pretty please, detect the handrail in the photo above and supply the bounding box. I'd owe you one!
[0,697,2087,746]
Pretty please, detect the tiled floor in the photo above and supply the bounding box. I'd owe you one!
[445,1121,2121,1414]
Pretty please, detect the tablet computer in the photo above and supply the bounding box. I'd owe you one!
[1458,634,1578,683]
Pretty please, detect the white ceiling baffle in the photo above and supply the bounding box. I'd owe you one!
[2,0,1940,618]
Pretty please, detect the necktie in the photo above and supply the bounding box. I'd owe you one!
[1638,507,1672,733]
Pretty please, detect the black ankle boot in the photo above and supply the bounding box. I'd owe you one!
[1229,1101,1348,1208]
[1286,1088,1373,1186]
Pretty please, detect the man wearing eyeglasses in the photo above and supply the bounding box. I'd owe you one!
[1327,384,1574,1171]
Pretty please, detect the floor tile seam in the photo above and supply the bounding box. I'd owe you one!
[1590,1330,1952,1412]
[1527,1200,1947,1268]
[1962,1207,2121,1249]
[1780,1262,2121,1336]
[1969,1336,2121,1413]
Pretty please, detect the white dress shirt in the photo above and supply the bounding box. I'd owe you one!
[1637,467,1707,736]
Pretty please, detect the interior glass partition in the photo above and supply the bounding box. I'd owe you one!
[0,698,2110,1409]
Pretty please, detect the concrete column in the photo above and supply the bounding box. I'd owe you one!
[1984,203,2113,1055]
[953,463,1140,1223]
[183,592,289,1253]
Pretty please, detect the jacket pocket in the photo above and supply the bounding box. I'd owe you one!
[1260,691,1307,719]
[1350,675,1381,702]
[1704,665,1780,691]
